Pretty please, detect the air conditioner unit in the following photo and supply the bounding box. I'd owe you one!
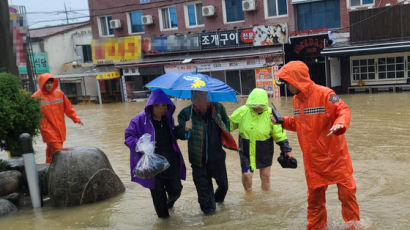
[109,19,121,29]
[202,5,215,17]
[242,0,256,11]
[141,15,153,25]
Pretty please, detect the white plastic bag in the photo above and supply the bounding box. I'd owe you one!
[133,133,170,179]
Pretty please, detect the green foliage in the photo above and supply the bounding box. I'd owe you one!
[0,159,8,172]
[0,73,41,156]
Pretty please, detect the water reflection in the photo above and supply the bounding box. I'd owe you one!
[1,92,410,229]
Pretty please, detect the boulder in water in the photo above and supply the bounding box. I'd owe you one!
[0,199,17,217]
[0,170,22,197]
[48,146,125,207]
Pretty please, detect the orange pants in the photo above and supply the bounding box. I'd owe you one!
[307,176,360,230]
[46,142,63,163]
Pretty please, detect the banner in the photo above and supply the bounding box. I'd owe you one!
[165,59,266,73]
[143,24,288,55]
[92,36,141,64]
[18,53,49,74]
[255,67,280,98]
[96,71,120,80]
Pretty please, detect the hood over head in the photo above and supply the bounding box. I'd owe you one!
[246,88,269,111]
[145,89,175,116]
[38,73,58,93]
[277,61,314,94]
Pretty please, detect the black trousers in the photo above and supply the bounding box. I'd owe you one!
[150,177,183,218]
[191,159,228,214]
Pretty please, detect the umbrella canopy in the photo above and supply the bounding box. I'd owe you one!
[145,72,237,102]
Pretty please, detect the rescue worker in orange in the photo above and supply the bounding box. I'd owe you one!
[32,73,83,163]
[271,61,360,230]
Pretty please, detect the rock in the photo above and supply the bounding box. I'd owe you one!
[3,193,20,206]
[48,147,125,207]
[37,164,49,195]
[0,199,17,217]
[0,170,22,197]
[6,158,24,172]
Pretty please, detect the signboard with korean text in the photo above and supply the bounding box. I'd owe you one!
[143,34,199,54]
[164,59,266,73]
[143,24,288,55]
[255,67,280,98]
[96,71,120,80]
[92,36,141,64]
[18,53,49,75]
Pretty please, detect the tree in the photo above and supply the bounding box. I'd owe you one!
[0,73,41,156]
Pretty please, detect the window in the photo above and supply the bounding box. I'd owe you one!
[378,56,405,79]
[98,16,114,36]
[351,54,409,82]
[265,0,287,17]
[224,0,244,23]
[185,2,204,27]
[296,0,340,31]
[75,45,92,63]
[128,11,144,33]
[408,56,410,78]
[160,6,178,30]
[226,70,241,93]
[352,58,375,80]
[350,0,374,7]
[240,70,256,95]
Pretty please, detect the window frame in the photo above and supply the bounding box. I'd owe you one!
[347,0,374,9]
[158,5,178,31]
[97,15,114,37]
[350,52,409,85]
[264,0,289,19]
[127,11,145,35]
[184,1,205,28]
[222,0,245,24]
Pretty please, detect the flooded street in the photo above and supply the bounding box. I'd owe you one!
[1,92,410,230]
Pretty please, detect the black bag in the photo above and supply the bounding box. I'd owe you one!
[277,152,297,169]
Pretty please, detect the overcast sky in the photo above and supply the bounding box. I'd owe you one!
[8,0,90,28]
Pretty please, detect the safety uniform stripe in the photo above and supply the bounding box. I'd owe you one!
[53,99,64,104]
[303,107,325,115]
[40,101,50,106]
[294,109,300,116]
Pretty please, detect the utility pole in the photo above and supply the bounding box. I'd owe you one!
[0,0,18,75]
[64,3,69,24]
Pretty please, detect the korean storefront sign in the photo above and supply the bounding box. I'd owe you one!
[143,24,287,55]
[255,67,280,98]
[18,53,49,75]
[91,36,141,64]
[164,59,266,73]
[96,71,121,80]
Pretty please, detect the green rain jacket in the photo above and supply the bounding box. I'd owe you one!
[230,88,292,170]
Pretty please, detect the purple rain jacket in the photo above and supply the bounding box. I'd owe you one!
[124,89,186,189]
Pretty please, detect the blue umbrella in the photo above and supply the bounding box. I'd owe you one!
[145,72,237,102]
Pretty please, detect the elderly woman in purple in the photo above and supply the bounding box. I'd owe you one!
[124,89,186,218]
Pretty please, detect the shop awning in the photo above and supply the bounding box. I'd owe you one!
[117,46,283,68]
[321,38,410,57]
[56,65,117,78]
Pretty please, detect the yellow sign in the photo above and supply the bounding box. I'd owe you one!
[96,71,121,80]
[92,36,142,64]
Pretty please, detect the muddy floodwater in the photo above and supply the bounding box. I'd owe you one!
[1,92,410,230]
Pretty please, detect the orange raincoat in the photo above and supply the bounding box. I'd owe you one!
[32,73,81,143]
[277,61,359,229]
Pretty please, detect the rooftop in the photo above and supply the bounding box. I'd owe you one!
[29,21,90,39]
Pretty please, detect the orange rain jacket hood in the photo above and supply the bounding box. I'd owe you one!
[277,61,353,189]
[32,73,81,143]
